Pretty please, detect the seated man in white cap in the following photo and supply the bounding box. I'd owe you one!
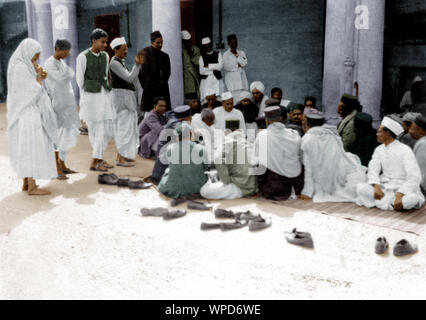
[201,88,222,110]
[213,91,246,133]
[109,36,143,166]
[409,115,426,196]
[181,30,201,100]
[399,112,421,149]
[299,113,367,203]
[252,107,303,200]
[201,119,257,200]
[356,116,425,211]
[199,37,224,103]
[250,81,269,117]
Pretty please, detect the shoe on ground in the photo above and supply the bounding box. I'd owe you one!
[375,236,389,255]
[116,161,135,167]
[98,173,119,185]
[117,178,130,187]
[141,207,169,217]
[171,198,186,207]
[214,208,236,219]
[248,216,272,232]
[63,168,78,174]
[187,200,212,211]
[393,239,418,257]
[128,180,152,189]
[285,228,314,249]
[57,173,69,180]
[200,222,222,231]
[236,211,259,221]
[220,220,249,231]
[163,210,187,220]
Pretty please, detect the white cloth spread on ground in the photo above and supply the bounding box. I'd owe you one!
[7,38,57,179]
[301,124,367,203]
[44,56,80,161]
[223,49,248,102]
[76,49,114,159]
[356,139,425,210]
[414,137,426,195]
[199,52,224,102]
[252,122,302,178]
[110,58,141,159]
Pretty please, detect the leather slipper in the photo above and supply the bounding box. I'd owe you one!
[393,239,418,257]
[214,208,236,219]
[141,207,168,217]
[248,216,272,232]
[200,222,221,231]
[163,210,187,220]
[285,228,314,249]
[187,200,212,211]
[375,236,389,254]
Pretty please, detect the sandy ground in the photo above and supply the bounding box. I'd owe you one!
[0,103,425,300]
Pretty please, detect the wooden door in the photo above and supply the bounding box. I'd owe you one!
[94,14,120,58]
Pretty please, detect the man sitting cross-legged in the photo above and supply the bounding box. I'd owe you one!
[356,116,425,211]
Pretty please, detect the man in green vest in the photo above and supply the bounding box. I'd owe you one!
[76,28,115,171]
[109,37,143,167]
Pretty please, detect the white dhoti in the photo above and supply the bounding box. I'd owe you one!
[86,120,114,159]
[57,127,79,161]
[112,89,139,159]
[356,183,425,211]
[246,122,258,143]
[200,180,243,200]
[8,105,57,180]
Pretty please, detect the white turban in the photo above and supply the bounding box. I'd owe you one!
[222,91,233,101]
[202,37,211,45]
[110,37,126,49]
[181,30,191,40]
[382,116,404,136]
[239,90,252,102]
[413,76,422,83]
[205,88,217,97]
[250,81,265,94]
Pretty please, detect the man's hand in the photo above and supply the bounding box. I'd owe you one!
[298,194,311,201]
[373,184,385,200]
[135,52,144,65]
[36,65,48,83]
[393,192,404,211]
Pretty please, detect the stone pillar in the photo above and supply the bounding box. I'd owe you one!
[25,0,35,39]
[32,0,54,65]
[50,0,79,100]
[135,0,152,52]
[152,0,184,108]
[356,0,385,123]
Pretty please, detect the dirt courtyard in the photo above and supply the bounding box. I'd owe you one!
[0,104,425,300]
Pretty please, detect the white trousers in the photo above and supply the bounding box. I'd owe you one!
[356,183,424,211]
[113,109,139,159]
[200,180,243,200]
[86,120,114,159]
[57,127,79,161]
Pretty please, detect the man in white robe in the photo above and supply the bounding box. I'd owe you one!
[192,108,215,163]
[409,115,426,196]
[7,38,58,195]
[109,37,142,167]
[44,39,80,180]
[199,37,224,103]
[356,116,425,211]
[299,113,367,203]
[213,92,246,132]
[76,28,115,171]
[250,81,269,117]
[223,34,248,104]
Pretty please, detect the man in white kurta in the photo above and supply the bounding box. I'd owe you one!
[223,34,248,104]
[356,116,425,211]
[299,114,367,203]
[191,108,215,163]
[109,37,142,166]
[44,40,80,178]
[213,92,246,132]
[199,37,224,103]
[410,115,426,196]
[250,81,269,117]
[76,28,115,171]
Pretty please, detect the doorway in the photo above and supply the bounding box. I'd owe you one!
[180,0,213,48]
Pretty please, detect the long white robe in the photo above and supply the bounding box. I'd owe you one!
[414,137,426,196]
[223,49,248,103]
[213,107,246,149]
[110,58,141,159]
[301,124,367,203]
[356,140,425,210]
[252,122,302,178]
[44,56,80,161]
[191,113,215,163]
[76,49,115,159]
[199,52,224,102]
[7,39,58,180]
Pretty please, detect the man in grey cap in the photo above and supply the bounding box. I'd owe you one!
[252,106,303,200]
[399,112,421,149]
[409,115,426,196]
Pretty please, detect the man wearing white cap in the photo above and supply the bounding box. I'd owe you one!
[250,81,269,117]
[213,91,246,133]
[109,36,143,166]
[356,116,425,211]
[199,37,224,103]
[181,30,201,100]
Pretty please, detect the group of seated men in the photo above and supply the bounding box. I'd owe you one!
[138,89,426,212]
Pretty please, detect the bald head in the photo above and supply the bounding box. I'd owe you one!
[201,108,215,127]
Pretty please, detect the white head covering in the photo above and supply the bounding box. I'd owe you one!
[239,90,252,102]
[222,91,233,101]
[202,37,211,45]
[181,30,191,40]
[382,116,404,136]
[250,81,265,94]
[110,37,126,49]
[414,76,422,83]
[205,88,217,98]
[402,112,421,123]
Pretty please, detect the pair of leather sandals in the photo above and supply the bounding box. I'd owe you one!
[375,237,418,256]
